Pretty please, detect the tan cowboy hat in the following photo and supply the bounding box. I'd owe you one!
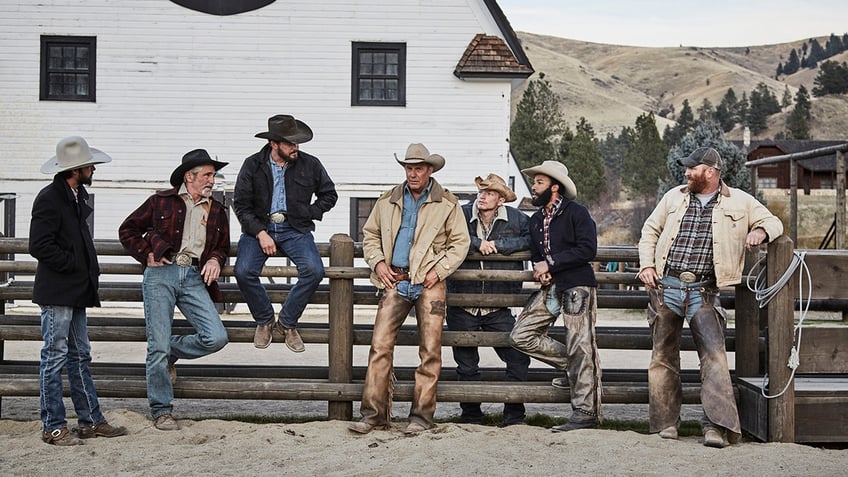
[170,149,228,187]
[475,173,516,202]
[521,160,578,199]
[41,136,112,174]
[255,114,313,144]
[394,143,445,172]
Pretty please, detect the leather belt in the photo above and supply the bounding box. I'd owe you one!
[666,268,714,283]
[171,252,200,267]
[390,265,410,281]
[269,212,287,224]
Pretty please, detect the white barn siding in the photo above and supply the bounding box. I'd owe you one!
[0,0,522,244]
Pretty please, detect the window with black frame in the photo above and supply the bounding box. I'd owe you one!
[351,42,406,106]
[40,36,96,102]
[350,197,378,241]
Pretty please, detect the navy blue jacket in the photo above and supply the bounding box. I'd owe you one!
[447,203,530,296]
[29,176,100,307]
[233,144,337,236]
[529,198,598,290]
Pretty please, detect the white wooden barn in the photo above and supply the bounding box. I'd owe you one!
[0,0,533,244]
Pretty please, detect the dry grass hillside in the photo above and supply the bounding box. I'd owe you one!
[512,32,848,140]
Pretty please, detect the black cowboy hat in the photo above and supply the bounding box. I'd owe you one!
[169,149,228,187]
[255,114,313,144]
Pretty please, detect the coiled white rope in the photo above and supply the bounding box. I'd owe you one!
[744,250,811,399]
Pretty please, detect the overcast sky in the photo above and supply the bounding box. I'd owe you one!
[498,0,848,48]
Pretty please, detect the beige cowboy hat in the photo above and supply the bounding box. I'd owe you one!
[521,160,578,199]
[475,173,517,202]
[170,149,228,187]
[41,136,112,174]
[394,143,445,172]
[255,114,313,144]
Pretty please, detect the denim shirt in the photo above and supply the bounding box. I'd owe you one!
[269,154,287,214]
[391,180,432,268]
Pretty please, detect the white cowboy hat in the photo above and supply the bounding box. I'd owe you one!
[521,160,578,199]
[41,136,112,174]
[394,143,445,172]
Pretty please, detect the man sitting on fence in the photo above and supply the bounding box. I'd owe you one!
[637,146,783,448]
[119,149,230,431]
[348,143,470,435]
[30,136,127,445]
[446,173,531,426]
[509,160,603,432]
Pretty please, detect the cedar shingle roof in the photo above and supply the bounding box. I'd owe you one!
[454,33,533,79]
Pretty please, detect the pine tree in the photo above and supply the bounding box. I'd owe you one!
[623,113,669,199]
[812,60,848,96]
[795,85,812,119]
[784,49,800,75]
[715,88,738,132]
[559,118,607,205]
[599,127,632,201]
[697,98,715,122]
[781,86,793,108]
[510,73,566,171]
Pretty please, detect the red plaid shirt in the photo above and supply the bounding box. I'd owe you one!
[119,187,230,301]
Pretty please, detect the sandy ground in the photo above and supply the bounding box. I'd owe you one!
[1,305,846,475]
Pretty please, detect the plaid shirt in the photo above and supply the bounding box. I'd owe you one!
[541,196,563,264]
[119,187,230,301]
[665,192,717,275]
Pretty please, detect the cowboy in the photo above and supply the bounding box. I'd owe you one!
[637,147,783,447]
[349,143,470,435]
[508,160,603,431]
[446,173,531,426]
[119,149,230,431]
[233,114,338,353]
[30,136,127,445]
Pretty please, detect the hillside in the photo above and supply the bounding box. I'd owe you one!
[512,32,848,140]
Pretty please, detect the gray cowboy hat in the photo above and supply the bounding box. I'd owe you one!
[41,136,112,174]
[394,143,445,172]
[475,173,517,202]
[521,160,578,199]
[255,114,313,144]
[169,149,228,188]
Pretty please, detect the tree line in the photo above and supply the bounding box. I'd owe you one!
[776,33,848,76]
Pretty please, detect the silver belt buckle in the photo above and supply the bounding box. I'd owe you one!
[679,271,697,283]
[175,252,192,267]
[270,212,286,224]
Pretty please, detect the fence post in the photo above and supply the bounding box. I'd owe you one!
[327,234,354,420]
[767,236,795,442]
[735,248,763,377]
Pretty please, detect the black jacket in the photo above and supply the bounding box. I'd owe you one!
[233,144,337,236]
[29,176,100,307]
[447,203,530,296]
[529,198,598,290]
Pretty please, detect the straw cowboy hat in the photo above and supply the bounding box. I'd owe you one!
[521,160,578,199]
[41,136,112,174]
[169,149,228,188]
[394,143,445,172]
[475,173,517,202]
[255,114,313,144]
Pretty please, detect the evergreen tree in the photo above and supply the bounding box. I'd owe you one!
[785,108,811,139]
[738,92,749,126]
[812,60,848,96]
[715,88,738,132]
[795,85,812,119]
[808,38,826,67]
[781,86,793,108]
[784,49,800,75]
[559,118,607,205]
[747,89,768,135]
[623,113,669,199]
[776,62,784,77]
[697,98,715,123]
[826,33,843,57]
[510,72,566,171]
[599,126,632,201]
[664,99,696,147]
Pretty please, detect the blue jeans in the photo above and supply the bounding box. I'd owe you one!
[143,264,228,418]
[234,223,324,328]
[446,306,529,424]
[39,305,105,432]
[659,276,712,322]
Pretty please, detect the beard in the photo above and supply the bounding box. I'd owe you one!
[531,186,553,207]
[687,174,710,194]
